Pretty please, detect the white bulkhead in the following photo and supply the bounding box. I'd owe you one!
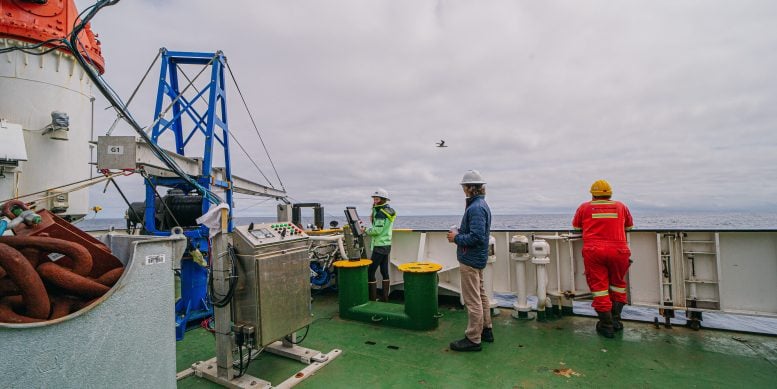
[0,38,95,218]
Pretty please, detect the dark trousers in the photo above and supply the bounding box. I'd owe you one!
[368,246,391,282]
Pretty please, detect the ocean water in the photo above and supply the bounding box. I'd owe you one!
[78,211,777,232]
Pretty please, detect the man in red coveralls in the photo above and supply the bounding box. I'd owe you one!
[573,179,633,338]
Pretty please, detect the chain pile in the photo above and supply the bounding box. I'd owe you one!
[0,201,124,324]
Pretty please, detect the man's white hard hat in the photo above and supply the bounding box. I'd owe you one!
[460,170,486,185]
[371,188,390,200]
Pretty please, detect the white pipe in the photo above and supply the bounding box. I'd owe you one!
[512,254,529,312]
[530,240,551,317]
[510,235,531,316]
[504,233,511,296]
[536,264,548,312]
[337,238,347,260]
[554,239,562,294]
[309,234,348,259]
[568,238,577,293]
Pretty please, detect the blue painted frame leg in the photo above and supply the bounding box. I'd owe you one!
[175,258,212,340]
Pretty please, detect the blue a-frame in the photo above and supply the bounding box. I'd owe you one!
[144,49,234,340]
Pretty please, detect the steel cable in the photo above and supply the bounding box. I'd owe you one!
[176,65,276,189]
[225,63,286,192]
[65,0,221,205]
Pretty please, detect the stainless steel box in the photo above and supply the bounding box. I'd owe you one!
[232,224,312,347]
[96,135,137,170]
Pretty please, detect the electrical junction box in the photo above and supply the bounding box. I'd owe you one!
[0,120,28,165]
[46,190,69,214]
[46,126,69,141]
[96,136,137,170]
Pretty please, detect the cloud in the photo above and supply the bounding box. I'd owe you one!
[81,0,777,218]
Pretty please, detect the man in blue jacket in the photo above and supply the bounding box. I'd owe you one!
[447,170,493,352]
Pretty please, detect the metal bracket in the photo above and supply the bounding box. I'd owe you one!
[190,348,341,389]
[264,340,330,364]
[191,358,271,389]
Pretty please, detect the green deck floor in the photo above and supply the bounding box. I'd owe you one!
[177,291,777,388]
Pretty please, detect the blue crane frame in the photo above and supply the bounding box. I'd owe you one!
[144,49,233,340]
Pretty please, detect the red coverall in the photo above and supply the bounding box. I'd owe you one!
[572,200,634,313]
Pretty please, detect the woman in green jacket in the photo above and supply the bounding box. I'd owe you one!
[363,188,396,301]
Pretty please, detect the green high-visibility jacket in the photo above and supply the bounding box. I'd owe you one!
[365,204,396,250]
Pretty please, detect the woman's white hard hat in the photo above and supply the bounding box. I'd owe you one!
[371,188,390,200]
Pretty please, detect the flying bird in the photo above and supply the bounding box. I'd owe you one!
[436,140,448,148]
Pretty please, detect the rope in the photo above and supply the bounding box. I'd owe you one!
[106,49,162,135]
[0,38,68,55]
[175,65,276,188]
[234,197,274,211]
[107,177,143,226]
[65,0,222,206]
[225,62,286,192]
[0,172,123,205]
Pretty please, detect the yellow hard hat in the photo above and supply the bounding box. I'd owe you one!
[590,179,612,197]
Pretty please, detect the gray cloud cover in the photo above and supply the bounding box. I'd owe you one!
[82,0,777,218]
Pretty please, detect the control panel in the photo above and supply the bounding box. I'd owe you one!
[232,221,311,347]
[235,222,308,246]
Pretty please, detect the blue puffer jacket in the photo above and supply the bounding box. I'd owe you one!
[454,195,492,269]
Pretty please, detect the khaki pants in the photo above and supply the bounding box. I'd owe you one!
[460,264,492,343]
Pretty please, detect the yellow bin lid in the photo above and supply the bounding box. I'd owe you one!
[333,259,372,268]
[398,262,443,273]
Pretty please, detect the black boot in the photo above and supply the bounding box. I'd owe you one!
[450,337,482,352]
[612,301,626,332]
[381,280,391,302]
[368,281,377,301]
[596,311,615,339]
[481,327,494,343]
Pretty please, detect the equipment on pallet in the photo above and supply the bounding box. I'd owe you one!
[190,220,340,387]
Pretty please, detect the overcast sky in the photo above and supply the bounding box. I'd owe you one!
[81,0,777,218]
